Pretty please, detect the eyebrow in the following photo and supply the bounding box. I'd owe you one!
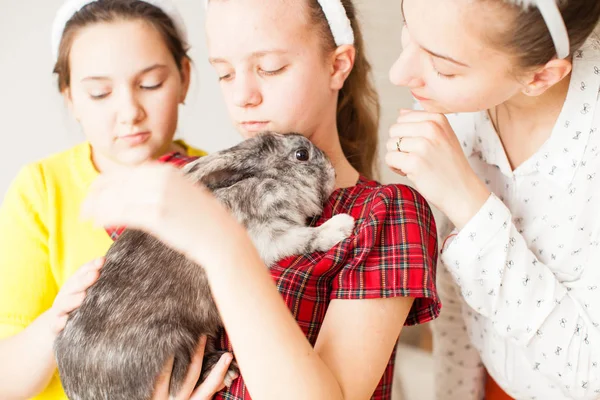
[81,64,168,82]
[400,1,470,68]
[209,50,288,65]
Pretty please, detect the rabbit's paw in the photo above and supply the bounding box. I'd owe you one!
[314,214,355,251]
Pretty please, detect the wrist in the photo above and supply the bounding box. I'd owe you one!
[36,310,60,340]
[442,177,490,231]
[184,208,257,268]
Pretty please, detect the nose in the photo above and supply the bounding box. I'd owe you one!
[232,72,262,108]
[389,25,425,89]
[117,88,145,126]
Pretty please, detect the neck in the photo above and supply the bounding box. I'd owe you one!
[488,74,571,170]
[493,73,571,137]
[308,119,360,189]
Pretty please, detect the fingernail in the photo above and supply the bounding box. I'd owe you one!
[223,353,233,364]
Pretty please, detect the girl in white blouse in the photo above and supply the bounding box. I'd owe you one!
[385,0,600,399]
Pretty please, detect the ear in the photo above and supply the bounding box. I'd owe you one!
[182,144,257,186]
[522,58,572,96]
[199,168,252,190]
[329,44,356,91]
[179,57,192,104]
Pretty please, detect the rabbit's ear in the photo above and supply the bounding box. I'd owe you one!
[183,145,253,179]
[199,168,253,190]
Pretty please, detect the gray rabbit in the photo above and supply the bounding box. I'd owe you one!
[54,132,355,400]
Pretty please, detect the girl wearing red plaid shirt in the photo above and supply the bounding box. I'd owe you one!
[81,0,441,399]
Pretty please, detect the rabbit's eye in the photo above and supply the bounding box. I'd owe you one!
[295,148,310,161]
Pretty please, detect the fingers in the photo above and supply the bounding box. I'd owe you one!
[55,292,87,316]
[55,258,104,314]
[50,258,105,333]
[80,165,173,229]
[385,151,414,177]
[52,314,69,333]
[190,353,236,400]
[153,357,175,400]
[396,109,449,126]
[173,337,208,400]
[63,258,104,295]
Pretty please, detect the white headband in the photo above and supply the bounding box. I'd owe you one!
[532,0,570,59]
[51,0,189,63]
[203,0,354,47]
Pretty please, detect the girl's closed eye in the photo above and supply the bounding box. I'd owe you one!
[434,68,455,79]
[259,65,287,76]
[431,60,456,79]
[89,90,111,100]
[214,67,234,81]
[140,81,164,90]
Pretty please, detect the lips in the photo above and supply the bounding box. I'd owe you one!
[239,121,270,133]
[117,132,150,146]
[411,91,429,101]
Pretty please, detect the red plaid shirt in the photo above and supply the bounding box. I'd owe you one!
[107,153,441,400]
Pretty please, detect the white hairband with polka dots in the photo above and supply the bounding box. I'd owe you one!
[51,0,189,63]
[203,0,354,46]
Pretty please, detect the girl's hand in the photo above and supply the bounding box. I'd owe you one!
[385,109,490,229]
[81,163,237,264]
[152,336,238,400]
[47,257,104,334]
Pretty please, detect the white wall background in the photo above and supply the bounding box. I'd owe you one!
[0,0,414,196]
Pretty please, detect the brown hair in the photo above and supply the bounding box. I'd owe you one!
[490,0,600,68]
[307,0,381,179]
[53,0,190,92]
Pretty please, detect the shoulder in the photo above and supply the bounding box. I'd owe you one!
[2,143,89,212]
[326,179,438,260]
[336,179,436,231]
[326,180,441,322]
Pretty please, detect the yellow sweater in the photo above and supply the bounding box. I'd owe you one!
[0,141,206,399]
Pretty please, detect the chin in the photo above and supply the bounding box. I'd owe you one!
[417,101,451,114]
[117,147,159,166]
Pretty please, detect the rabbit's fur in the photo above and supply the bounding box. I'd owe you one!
[55,133,355,400]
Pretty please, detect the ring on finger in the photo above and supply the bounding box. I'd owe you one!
[396,137,404,153]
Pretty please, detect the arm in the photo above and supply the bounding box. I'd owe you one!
[0,165,58,399]
[0,165,106,400]
[81,165,440,400]
[196,217,417,400]
[205,241,414,400]
[441,194,600,397]
[384,109,600,396]
[0,314,58,400]
[190,187,437,399]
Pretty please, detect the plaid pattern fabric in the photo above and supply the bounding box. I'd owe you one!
[104,152,198,239]
[106,157,440,400]
[215,177,440,400]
